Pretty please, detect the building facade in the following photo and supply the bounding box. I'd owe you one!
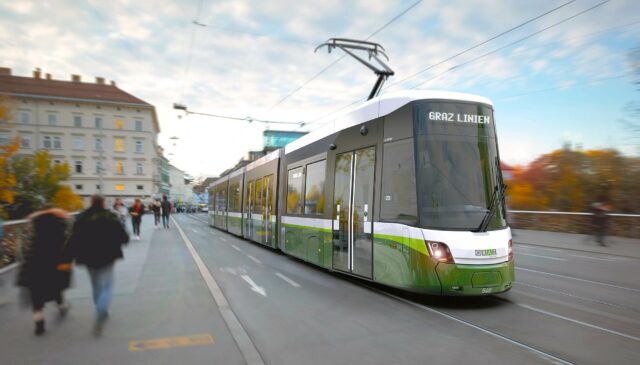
[168,163,192,204]
[0,67,161,205]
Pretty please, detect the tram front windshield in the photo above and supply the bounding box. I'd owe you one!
[414,101,506,231]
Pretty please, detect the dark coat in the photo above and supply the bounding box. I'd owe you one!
[129,204,144,222]
[64,207,129,269]
[161,200,172,216]
[17,208,72,300]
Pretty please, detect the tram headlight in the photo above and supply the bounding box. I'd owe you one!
[426,241,455,264]
[508,239,513,261]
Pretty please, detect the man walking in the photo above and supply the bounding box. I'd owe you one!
[161,195,172,229]
[152,198,161,228]
[64,195,129,335]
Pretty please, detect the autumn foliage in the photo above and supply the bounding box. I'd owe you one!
[506,145,640,213]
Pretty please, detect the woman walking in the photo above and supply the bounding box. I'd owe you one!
[129,199,144,240]
[17,205,72,335]
[112,198,128,228]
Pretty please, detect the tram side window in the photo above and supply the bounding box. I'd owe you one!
[229,181,241,212]
[304,160,326,216]
[381,138,418,223]
[287,167,304,215]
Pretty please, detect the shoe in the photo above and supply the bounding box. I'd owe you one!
[93,313,108,336]
[58,303,70,318]
[35,320,45,336]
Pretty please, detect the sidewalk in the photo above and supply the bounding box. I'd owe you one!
[512,228,640,259]
[0,216,244,365]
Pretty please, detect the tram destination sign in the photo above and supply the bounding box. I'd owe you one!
[428,111,491,125]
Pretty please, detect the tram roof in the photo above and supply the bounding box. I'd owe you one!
[285,90,493,155]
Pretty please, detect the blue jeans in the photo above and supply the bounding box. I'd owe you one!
[88,264,114,320]
[162,215,170,228]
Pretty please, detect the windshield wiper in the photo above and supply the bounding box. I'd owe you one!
[477,183,506,232]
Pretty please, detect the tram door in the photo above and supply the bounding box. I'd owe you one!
[245,180,254,238]
[263,175,274,246]
[253,178,263,243]
[332,146,375,278]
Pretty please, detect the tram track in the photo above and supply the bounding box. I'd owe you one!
[353,280,575,365]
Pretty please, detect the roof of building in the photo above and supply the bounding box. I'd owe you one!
[0,69,151,106]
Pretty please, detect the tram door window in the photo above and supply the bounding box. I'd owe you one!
[332,146,375,278]
[245,180,254,238]
[263,175,274,245]
[254,178,263,242]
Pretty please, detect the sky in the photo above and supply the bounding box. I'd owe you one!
[1,0,639,178]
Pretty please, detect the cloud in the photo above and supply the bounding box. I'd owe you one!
[1,0,638,176]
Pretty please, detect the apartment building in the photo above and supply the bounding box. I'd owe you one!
[0,67,162,205]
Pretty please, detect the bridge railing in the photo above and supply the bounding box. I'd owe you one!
[508,210,640,239]
[0,218,30,271]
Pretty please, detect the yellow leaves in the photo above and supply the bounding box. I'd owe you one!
[51,185,84,212]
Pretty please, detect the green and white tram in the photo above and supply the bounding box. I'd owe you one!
[209,90,513,295]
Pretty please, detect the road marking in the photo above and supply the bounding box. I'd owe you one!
[247,255,262,264]
[567,254,617,262]
[518,253,567,261]
[515,282,626,310]
[192,229,199,233]
[275,273,300,288]
[219,237,227,242]
[129,333,213,352]
[517,245,565,254]
[172,217,265,365]
[366,286,573,365]
[241,275,267,297]
[517,267,640,293]
[518,303,640,342]
[232,245,242,252]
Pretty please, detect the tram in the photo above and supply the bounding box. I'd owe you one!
[208,90,514,295]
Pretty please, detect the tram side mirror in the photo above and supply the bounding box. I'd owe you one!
[329,143,337,150]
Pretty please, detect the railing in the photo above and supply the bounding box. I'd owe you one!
[508,210,640,239]
[0,218,30,271]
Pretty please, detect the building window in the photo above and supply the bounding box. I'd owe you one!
[286,167,304,214]
[136,185,144,191]
[116,161,124,175]
[0,133,10,146]
[48,114,57,126]
[135,140,143,153]
[304,160,326,215]
[95,137,103,151]
[73,138,84,150]
[75,184,83,190]
[20,135,31,148]
[53,136,62,149]
[116,184,124,191]
[115,119,123,130]
[136,162,143,175]
[96,184,101,190]
[73,116,82,127]
[74,160,83,174]
[381,138,417,223]
[20,112,30,124]
[96,161,103,174]
[115,138,124,152]
[135,120,143,131]
[95,117,103,129]
[53,159,62,165]
[43,136,52,149]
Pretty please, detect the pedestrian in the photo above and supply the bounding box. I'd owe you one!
[16,205,72,335]
[112,198,128,228]
[63,195,129,335]
[161,194,172,229]
[590,200,611,247]
[152,198,161,228]
[129,199,144,240]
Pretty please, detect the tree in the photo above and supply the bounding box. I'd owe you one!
[0,95,19,219]
[51,185,84,212]
[7,150,75,219]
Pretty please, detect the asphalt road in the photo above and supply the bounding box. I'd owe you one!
[173,213,640,365]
